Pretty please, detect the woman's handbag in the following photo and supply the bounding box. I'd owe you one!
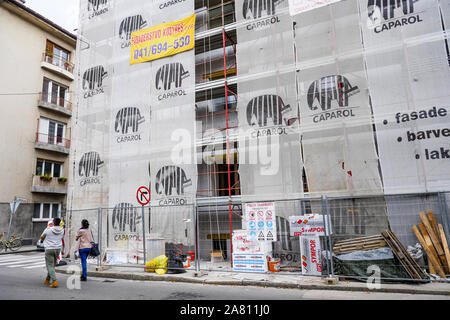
[89,229,100,257]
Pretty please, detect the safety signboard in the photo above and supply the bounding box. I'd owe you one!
[244,202,277,242]
[136,186,150,206]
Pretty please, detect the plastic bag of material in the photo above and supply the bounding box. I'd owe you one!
[145,255,168,275]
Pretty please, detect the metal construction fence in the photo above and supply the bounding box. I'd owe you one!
[65,192,450,282]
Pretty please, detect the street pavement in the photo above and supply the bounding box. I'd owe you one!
[0,252,449,300]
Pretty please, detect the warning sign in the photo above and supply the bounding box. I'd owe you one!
[244,202,277,242]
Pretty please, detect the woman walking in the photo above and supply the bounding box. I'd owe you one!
[75,219,93,281]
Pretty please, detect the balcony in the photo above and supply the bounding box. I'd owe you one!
[31,175,67,195]
[35,132,70,154]
[38,93,72,117]
[41,53,74,81]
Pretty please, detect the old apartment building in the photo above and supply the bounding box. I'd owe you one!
[0,0,76,243]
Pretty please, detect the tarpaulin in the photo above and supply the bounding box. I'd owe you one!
[295,0,383,197]
[235,0,304,202]
[148,0,197,246]
[359,0,450,194]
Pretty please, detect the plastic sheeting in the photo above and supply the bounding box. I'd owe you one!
[236,0,304,202]
[359,0,450,194]
[148,0,197,246]
[295,0,383,197]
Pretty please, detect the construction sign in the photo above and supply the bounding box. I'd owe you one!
[130,13,196,64]
[245,202,276,242]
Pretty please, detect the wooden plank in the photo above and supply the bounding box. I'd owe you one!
[419,211,444,256]
[438,224,450,273]
[334,236,384,246]
[336,240,386,249]
[412,225,446,278]
[418,222,448,273]
[427,210,440,242]
[382,232,419,279]
[334,244,387,254]
[387,230,426,279]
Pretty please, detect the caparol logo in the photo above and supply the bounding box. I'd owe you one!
[82,65,108,98]
[242,0,284,30]
[246,94,296,138]
[112,203,142,240]
[114,107,145,143]
[119,15,148,48]
[87,0,108,18]
[78,151,104,186]
[367,0,422,33]
[307,75,360,123]
[155,62,190,101]
[155,165,192,206]
[158,0,186,10]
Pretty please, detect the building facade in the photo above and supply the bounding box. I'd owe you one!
[67,0,450,272]
[0,0,76,243]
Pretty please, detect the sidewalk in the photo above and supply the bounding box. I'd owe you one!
[0,245,38,255]
[55,261,450,297]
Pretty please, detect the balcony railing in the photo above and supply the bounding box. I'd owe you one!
[35,132,71,149]
[39,92,72,111]
[31,175,68,194]
[42,53,74,74]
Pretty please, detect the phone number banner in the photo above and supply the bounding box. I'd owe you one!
[129,13,195,64]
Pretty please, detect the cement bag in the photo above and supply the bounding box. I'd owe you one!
[145,255,168,275]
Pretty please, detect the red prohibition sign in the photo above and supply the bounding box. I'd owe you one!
[136,186,150,206]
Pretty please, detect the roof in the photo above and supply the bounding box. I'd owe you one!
[4,0,77,41]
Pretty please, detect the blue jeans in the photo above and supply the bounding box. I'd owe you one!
[79,248,91,278]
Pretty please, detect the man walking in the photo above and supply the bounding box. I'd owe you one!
[40,217,64,288]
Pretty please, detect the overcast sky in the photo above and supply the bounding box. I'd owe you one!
[25,0,80,33]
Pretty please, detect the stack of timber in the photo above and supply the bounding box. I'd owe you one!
[333,235,387,255]
[412,210,450,279]
[381,230,427,280]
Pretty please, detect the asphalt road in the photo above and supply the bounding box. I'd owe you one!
[0,252,448,301]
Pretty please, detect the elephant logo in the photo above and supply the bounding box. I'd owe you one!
[112,203,141,233]
[119,15,148,41]
[155,166,192,196]
[78,152,104,177]
[368,0,415,24]
[114,107,145,134]
[82,66,108,91]
[242,0,283,20]
[246,94,293,127]
[88,0,108,12]
[155,62,189,91]
[307,75,359,111]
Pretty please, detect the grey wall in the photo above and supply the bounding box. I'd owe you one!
[0,203,33,242]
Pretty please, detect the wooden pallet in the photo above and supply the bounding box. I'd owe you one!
[381,230,427,280]
[333,235,387,255]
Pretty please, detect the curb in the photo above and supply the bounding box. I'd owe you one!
[55,268,450,296]
[0,249,38,255]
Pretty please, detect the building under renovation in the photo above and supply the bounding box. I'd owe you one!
[66,0,450,277]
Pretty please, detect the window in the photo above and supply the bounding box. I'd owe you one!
[45,40,71,71]
[38,117,66,146]
[36,159,63,178]
[42,78,69,108]
[33,203,61,221]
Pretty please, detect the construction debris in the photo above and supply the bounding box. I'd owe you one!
[333,235,387,255]
[412,210,450,279]
[381,230,427,280]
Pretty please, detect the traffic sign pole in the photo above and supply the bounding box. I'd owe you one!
[141,205,146,264]
[136,186,150,264]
